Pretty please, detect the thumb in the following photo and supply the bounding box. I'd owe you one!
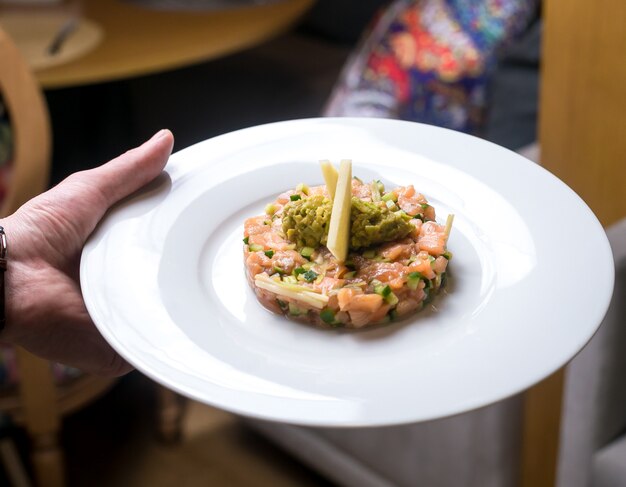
[90,129,174,209]
[11,129,174,250]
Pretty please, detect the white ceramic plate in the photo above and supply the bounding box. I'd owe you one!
[81,118,614,427]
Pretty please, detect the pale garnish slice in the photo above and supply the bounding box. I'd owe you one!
[444,214,455,243]
[254,274,328,309]
[326,159,352,262]
[320,159,339,199]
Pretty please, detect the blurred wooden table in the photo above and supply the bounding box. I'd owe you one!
[3,0,314,89]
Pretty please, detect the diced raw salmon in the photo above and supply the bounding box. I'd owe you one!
[249,231,293,251]
[337,287,361,311]
[379,240,414,261]
[244,215,272,236]
[407,255,436,280]
[417,221,446,256]
[271,250,306,275]
[246,251,272,277]
[433,256,449,274]
[396,185,428,216]
[351,179,372,200]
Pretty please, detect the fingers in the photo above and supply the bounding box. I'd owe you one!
[93,129,174,209]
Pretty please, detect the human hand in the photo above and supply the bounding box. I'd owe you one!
[0,129,174,376]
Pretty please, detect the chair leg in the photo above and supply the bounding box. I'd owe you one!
[14,347,65,487]
[156,386,187,443]
[0,437,32,487]
[31,433,64,487]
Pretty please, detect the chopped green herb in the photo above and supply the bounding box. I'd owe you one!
[264,250,274,258]
[243,236,249,245]
[277,299,288,309]
[293,267,306,277]
[302,270,319,282]
[320,308,336,324]
[290,194,301,201]
[443,251,453,260]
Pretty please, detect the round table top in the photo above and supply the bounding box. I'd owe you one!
[1,0,314,89]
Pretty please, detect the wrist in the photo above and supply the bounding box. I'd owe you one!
[0,215,33,345]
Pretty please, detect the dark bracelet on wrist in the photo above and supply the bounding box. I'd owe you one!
[0,226,6,331]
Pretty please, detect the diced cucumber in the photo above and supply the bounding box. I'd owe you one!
[243,236,249,245]
[249,243,263,252]
[381,192,397,203]
[407,272,421,290]
[343,271,356,279]
[300,247,315,259]
[296,183,310,195]
[385,200,397,210]
[265,203,277,215]
[288,302,304,316]
[385,292,399,306]
[375,284,391,298]
[434,274,442,289]
[290,194,301,201]
[362,249,376,259]
[370,180,381,202]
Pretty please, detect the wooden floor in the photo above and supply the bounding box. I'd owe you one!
[61,372,336,487]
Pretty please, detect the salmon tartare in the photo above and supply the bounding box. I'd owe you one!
[243,163,452,329]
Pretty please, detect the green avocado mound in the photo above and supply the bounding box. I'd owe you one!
[282,193,414,251]
[282,195,332,249]
[350,197,414,249]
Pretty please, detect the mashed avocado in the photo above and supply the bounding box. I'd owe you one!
[282,193,414,250]
[282,195,332,249]
[350,197,414,249]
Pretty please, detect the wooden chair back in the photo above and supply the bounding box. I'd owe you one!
[0,27,50,217]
